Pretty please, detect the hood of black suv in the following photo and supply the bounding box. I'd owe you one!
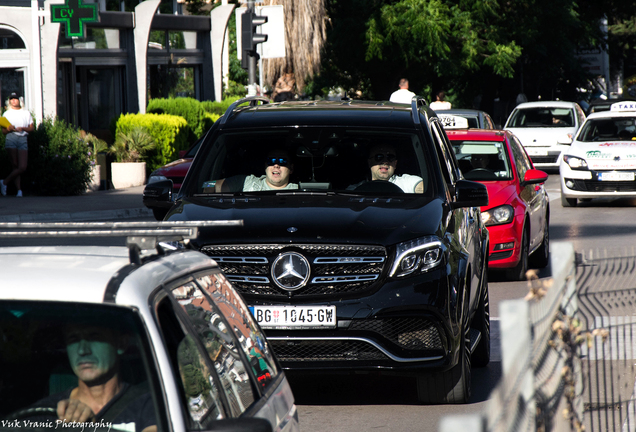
[171,194,445,247]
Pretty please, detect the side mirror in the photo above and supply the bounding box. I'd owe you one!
[204,417,273,432]
[451,179,488,209]
[521,169,549,186]
[179,149,187,158]
[143,179,174,209]
[557,134,573,145]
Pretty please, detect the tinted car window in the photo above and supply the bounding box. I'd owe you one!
[508,107,574,127]
[169,281,257,417]
[194,272,278,389]
[187,127,434,195]
[578,118,636,142]
[451,139,513,180]
[510,136,532,178]
[0,302,163,431]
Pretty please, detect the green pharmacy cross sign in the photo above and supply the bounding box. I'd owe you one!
[51,0,99,38]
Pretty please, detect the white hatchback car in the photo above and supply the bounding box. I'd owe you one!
[0,222,299,432]
[504,101,587,170]
[559,102,636,207]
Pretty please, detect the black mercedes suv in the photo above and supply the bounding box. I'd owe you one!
[144,96,490,404]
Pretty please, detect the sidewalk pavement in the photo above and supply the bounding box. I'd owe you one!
[0,186,153,222]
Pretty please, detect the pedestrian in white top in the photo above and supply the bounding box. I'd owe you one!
[389,79,416,104]
[1,92,33,197]
[429,91,452,110]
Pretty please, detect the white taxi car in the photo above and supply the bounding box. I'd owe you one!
[0,222,299,432]
[559,102,636,207]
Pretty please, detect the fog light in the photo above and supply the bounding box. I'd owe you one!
[565,180,575,188]
[494,242,514,251]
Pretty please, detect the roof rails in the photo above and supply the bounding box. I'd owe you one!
[410,95,428,125]
[219,96,271,126]
[0,220,243,265]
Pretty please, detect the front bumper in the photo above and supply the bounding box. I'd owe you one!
[251,269,462,374]
[524,147,563,168]
[484,214,524,269]
[560,164,636,199]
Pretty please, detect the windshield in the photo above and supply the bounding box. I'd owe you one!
[186,127,435,196]
[451,140,513,181]
[577,117,636,142]
[507,107,574,128]
[0,302,163,431]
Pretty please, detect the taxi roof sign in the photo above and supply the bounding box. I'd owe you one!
[438,114,470,129]
[610,101,636,112]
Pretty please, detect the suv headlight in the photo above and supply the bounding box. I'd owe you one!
[563,155,588,170]
[390,236,443,277]
[481,205,514,226]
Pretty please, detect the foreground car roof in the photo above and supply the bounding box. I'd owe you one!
[0,246,130,302]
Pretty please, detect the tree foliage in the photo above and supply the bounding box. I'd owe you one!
[309,0,633,112]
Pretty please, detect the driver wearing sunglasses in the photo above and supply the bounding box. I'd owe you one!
[366,144,424,193]
[213,149,299,192]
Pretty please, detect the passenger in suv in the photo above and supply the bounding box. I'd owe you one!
[144,96,491,404]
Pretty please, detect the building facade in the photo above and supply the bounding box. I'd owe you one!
[0,0,233,141]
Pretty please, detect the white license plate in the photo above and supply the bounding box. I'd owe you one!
[598,171,635,181]
[249,305,336,329]
[526,148,548,156]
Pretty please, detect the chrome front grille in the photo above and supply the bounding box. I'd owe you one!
[201,244,387,298]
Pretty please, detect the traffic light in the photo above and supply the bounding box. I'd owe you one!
[241,10,268,69]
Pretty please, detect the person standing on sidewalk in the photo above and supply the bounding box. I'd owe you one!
[1,92,33,197]
[389,79,416,104]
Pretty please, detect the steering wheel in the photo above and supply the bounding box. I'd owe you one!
[464,168,498,181]
[354,180,404,193]
[9,407,57,420]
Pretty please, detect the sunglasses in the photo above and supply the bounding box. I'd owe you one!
[266,157,289,166]
[369,153,397,163]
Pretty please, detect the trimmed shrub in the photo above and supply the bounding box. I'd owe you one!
[26,117,92,196]
[146,97,208,140]
[115,113,188,172]
[200,96,243,116]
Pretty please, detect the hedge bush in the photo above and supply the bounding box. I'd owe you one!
[146,97,209,141]
[115,113,188,172]
[26,117,92,196]
[200,96,243,116]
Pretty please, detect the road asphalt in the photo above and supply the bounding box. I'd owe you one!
[0,185,152,222]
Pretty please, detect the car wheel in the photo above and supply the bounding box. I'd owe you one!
[560,191,577,207]
[507,227,529,281]
[417,289,471,404]
[471,270,490,367]
[531,216,550,268]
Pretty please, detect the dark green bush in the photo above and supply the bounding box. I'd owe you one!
[146,97,208,140]
[200,96,243,116]
[26,117,92,196]
[115,113,189,172]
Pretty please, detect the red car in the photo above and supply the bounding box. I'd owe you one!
[146,139,201,219]
[447,129,550,280]
[148,137,202,191]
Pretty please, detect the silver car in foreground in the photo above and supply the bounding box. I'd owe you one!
[0,221,299,432]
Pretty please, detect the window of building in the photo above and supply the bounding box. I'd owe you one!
[0,28,26,49]
[58,28,121,49]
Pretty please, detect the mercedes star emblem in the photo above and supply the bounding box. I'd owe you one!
[271,252,310,291]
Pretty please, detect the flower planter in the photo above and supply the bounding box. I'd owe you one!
[87,164,101,192]
[111,162,146,189]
